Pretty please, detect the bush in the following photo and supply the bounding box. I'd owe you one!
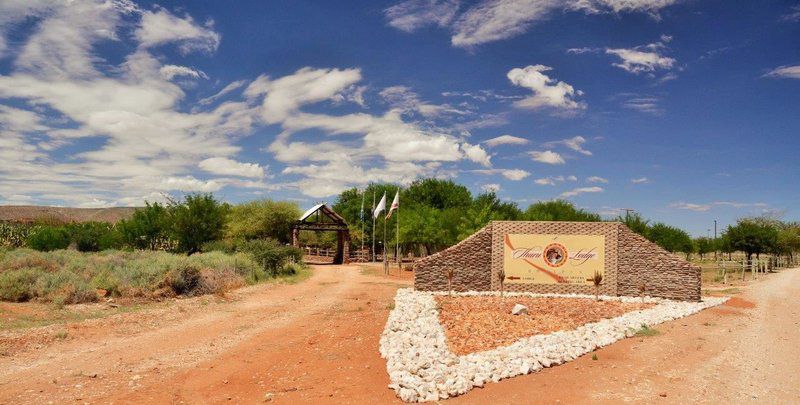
[164,263,202,295]
[226,200,301,244]
[69,222,120,252]
[27,227,71,251]
[170,194,229,254]
[118,202,172,250]
[0,267,40,302]
[238,239,302,277]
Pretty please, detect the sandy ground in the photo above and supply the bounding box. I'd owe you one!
[0,265,798,404]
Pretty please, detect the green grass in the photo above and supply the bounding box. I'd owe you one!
[0,302,147,331]
[633,324,660,337]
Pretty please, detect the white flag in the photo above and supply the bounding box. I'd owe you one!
[385,190,399,219]
[373,192,386,219]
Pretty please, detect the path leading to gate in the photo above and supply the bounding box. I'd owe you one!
[1,265,798,404]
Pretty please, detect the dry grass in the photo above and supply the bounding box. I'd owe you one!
[435,296,654,355]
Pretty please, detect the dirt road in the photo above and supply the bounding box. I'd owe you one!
[1,265,798,404]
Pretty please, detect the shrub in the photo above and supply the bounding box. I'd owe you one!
[0,268,39,301]
[226,200,301,244]
[26,227,71,251]
[69,222,119,252]
[238,239,302,276]
[170,194,229,254]
[164,263,202,295]
[118,202,172,250]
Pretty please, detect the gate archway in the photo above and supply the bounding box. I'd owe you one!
[292,204,350,264]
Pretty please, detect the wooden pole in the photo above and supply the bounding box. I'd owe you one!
[371,191,376,263]
[396,188,400,269]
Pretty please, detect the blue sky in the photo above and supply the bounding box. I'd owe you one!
[0,0,798,236]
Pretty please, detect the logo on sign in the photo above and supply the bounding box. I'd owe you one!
[543,243,567,267]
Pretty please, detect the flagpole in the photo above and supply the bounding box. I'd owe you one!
[360,189,365,261]
[371,191,376,263]
[383,212,387,275]
[396,188,400,268]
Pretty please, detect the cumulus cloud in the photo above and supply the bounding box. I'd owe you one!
[507,65,585,112]
[199,157,265,178]
[764,65,800,79]
[528,150,565,164]
[559,186,603,198]
[483,134,529,147]
[384,0,460,32]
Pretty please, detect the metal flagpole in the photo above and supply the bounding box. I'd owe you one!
[360,190,365,261]
[383,213,388,275]
[371,191,376,263]
[396,188,400,269]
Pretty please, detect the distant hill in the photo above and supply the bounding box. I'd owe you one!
[0,205,138,224]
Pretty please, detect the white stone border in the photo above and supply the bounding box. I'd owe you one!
[379,289,728,402]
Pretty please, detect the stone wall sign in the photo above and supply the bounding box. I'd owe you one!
[503,234,605,285]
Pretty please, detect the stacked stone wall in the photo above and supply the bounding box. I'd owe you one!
[413,221,701,301]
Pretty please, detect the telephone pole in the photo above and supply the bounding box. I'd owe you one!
[621,208,635,221]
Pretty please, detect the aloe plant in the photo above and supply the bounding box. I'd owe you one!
[592,270,603,301]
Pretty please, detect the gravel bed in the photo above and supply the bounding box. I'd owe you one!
[379,289,728,402]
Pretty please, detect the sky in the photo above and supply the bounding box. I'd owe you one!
[0,0,798,236]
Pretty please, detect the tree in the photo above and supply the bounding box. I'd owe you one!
[170,194,229,254]
[523,200,601,222]
[647,223,694,254]
[226,199,300,244]
[724,218,779,262]
[118,202,171,250]
[694,237,715,260]
[404,179,472,210]
[399,205,448,255]
[776,225,800,261]
[618,212,650,237]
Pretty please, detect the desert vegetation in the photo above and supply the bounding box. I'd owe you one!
[0,194,305,304]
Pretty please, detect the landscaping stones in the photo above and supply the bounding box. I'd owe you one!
[511,304,528,315]
[380,288,728,403]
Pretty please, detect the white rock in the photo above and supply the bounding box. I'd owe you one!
[511,304,529,315]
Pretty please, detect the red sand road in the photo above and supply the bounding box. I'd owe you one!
[1,265,799,404]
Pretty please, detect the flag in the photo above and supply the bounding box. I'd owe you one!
[385,190,399,219]
[359,190,365,221]
[373,192,386,219]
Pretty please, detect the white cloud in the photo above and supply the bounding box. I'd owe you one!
[198,80,248,105]
[380,85,468,118]
[246,67,362,123]
[631,177,650,184]
[481,183,501,193]
[437,0,683,48]
[586,176,608,183]
[764,65,800,79]
[385,0,460,32]
[159,65,208,80]
[621,95,663,114]
[483,134,529,147]
[507,65,585,112]
[543,135,592,155]
[605,36,676,74]
[670,201,769,212]
[157,176,223,192]
[781,5,800,22]
[559,186,603,198]
[199,157,265,178]
[528,150,565,164]
[136,8,220,54]
[535,175,576,185]
[472,168,530,180]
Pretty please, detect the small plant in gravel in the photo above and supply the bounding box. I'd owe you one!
[445,268,455,297]
[591,353,598,361]
[634,324,660,337]
[639,282,647,303]
[592,270,603,301]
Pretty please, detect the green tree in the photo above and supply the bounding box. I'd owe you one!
[618,212,650,237]
[399,205,448,255]
[694,237,715,260]
[26,226,71,251]
[118,202,172,250]
[775,225,800,261]
[523,200,601,222]
[171,194,229,254]
[226,199,300,244]
[647,223,694,254]
[724,218,779,262]
[403,179,472,210]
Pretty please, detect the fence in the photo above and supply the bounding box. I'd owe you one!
[710,255,799,283]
